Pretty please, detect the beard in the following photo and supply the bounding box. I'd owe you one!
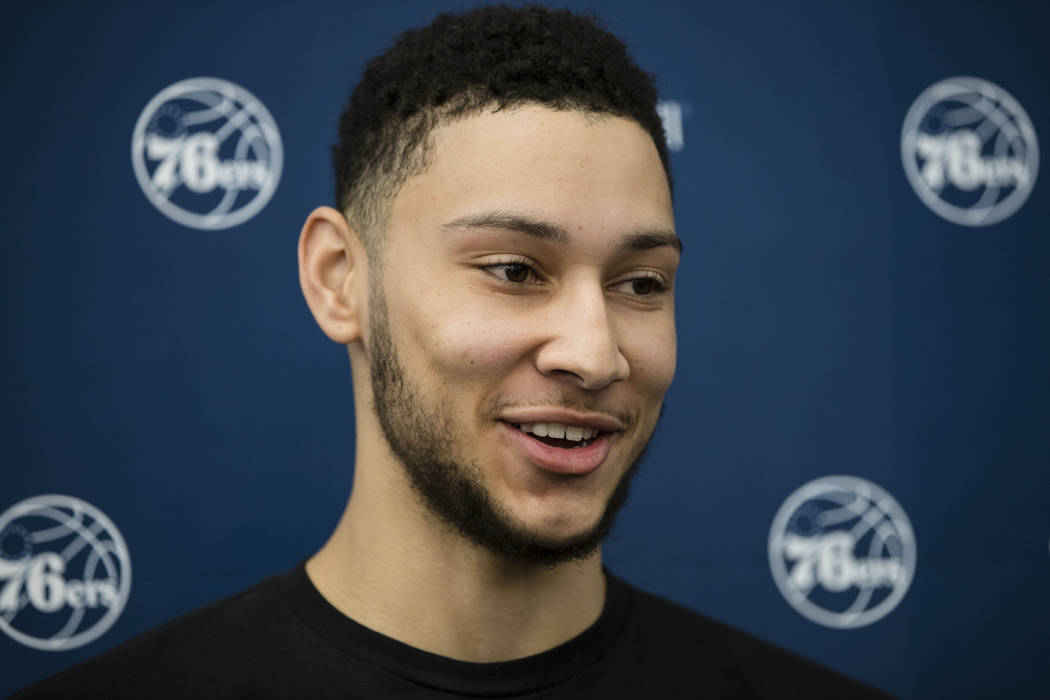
[367,289,652,567]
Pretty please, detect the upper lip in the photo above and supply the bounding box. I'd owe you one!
[498,409,626,433]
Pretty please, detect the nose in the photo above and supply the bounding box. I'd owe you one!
[533,281,630,391]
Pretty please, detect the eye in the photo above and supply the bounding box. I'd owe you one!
[500,263,531,284]
[628,278,657,295]
[479,258,543,286]
[611,274,668,296]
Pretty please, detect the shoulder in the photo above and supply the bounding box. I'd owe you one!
[611,576,893,699]
[13,574,300,699]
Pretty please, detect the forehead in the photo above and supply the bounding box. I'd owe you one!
[386,105,674,244]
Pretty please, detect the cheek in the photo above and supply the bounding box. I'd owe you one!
[437,322,530,379]
[380,256,524,378]
[397,293,534,383]
[624,318,677,396]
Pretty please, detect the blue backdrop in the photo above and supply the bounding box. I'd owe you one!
[3,1,1048,697]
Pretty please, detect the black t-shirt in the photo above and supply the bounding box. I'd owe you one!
[14,563,892,698]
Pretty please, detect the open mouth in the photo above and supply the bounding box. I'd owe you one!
[510,422,600,449]
[501,419,614,475]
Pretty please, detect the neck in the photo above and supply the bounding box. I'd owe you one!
[306,440,606,663]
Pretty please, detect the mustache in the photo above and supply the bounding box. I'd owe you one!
[482,390,635,426]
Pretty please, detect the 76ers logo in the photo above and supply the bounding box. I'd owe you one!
[901,76,1038,227]
[131,77,283,230]
[0,495,131,651]
[768,476,916,629]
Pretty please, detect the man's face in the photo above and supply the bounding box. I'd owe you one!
[367,105,679,564]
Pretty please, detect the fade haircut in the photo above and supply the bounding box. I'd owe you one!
[331,4,671,255]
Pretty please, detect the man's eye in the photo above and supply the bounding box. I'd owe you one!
[612,275,666,296]
[501,263,531,283]
[630,278,657,295]
[482,261,539,285]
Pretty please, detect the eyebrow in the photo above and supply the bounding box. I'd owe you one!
[441,211,683,253]
[620,231,684,253]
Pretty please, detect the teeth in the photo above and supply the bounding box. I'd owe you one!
[518,422,598,442]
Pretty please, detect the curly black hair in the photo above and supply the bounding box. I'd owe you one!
[332,4,670,251]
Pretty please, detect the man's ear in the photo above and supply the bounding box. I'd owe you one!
[298,206,368,344]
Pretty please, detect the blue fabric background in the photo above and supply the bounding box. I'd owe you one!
[3,1,1048,696]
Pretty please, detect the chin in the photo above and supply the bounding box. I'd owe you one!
[487,460,636,561]
[458,481,630,566]
[510,504,606,546]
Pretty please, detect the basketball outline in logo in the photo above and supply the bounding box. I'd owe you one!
[768,475,916,629]
[901,76,1039,227]
[131,77,283,230]
[0,495,132,651]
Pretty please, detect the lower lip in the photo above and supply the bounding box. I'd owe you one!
[501,423,614,475]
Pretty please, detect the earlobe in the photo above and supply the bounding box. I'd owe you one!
[298,206,367,344]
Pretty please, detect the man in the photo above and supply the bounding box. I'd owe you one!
[18,6,889,698]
